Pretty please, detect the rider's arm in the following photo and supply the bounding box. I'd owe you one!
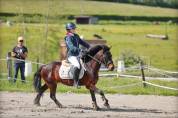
[77,35,90,49]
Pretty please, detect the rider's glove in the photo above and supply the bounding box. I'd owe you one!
[81,50,88,55]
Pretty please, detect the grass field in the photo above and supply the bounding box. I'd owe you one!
[0,77,177,96]
[0,23,177,71]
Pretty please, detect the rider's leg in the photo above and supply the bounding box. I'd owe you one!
[68,56,81,88]
[73,67,80,88]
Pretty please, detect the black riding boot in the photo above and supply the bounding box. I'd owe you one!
[73,67,80,88]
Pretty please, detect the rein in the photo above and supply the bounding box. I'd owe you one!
[87,54,102,64]
[82,45,109,66]
[86,53,108,67]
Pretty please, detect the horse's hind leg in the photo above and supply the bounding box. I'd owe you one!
[49,83,62,108]
[34,84,48,106]
[95,88,110,109]
[89,90,100,110]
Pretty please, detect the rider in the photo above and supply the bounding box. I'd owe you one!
[64,22,90,88]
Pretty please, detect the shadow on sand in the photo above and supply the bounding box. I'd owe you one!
[66,105,165,114]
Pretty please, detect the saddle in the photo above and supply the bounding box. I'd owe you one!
[59,59,85,80]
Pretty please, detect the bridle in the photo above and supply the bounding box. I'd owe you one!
[86,50,111,67]
[87,54,103,64]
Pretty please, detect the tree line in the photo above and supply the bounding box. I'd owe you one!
[91,0,178,9]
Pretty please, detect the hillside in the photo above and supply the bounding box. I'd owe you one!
[91,0,178,9]
[0,0,178,17]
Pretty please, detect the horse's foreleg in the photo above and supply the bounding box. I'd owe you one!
[95,88,110,109]
[49,83,62,108]
[89,90,100,111]
[34,84,48,106]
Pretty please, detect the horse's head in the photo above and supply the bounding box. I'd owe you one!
[82,44,115,71]
[99,45,115,71]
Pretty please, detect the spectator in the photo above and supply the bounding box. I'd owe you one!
[11,36,28,83]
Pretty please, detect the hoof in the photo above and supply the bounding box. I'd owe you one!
[34,99,41,106]
[104,103,110,109]
[34,102,41,106]
[57,104,63,108]
[92,103,100,111]
[94,106,100,111]
[56,102,63,108]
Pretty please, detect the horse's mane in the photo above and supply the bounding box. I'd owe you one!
[82,44,109,63]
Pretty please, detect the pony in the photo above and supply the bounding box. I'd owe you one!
[33,45,115,110]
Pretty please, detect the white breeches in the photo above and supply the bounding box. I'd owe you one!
[68,56,80,69]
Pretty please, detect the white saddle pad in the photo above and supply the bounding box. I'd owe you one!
[59,60,85,79]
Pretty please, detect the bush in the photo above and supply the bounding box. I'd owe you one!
[119,50,144,67]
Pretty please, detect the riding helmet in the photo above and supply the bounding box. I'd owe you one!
[65,22,76,30]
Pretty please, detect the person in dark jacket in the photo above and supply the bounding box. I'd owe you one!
[64,22,90,88]
[11,36,28,83]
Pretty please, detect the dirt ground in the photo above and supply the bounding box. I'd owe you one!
[0,92,178,118]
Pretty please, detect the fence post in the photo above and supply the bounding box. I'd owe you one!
[36,57,39,71]
[117,60,125,78]
[7,52,12,81]
[140,61,146,87]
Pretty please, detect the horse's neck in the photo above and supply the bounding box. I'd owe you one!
[86,45,104,75]
[88,52,102,75]
[87,45,103,57]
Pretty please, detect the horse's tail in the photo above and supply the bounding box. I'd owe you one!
[33,65,43,92]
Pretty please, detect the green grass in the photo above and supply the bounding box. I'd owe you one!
[0,0,178,17]
[0,77,178,96]
[0,23,177,72]
[0,80,34,92]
